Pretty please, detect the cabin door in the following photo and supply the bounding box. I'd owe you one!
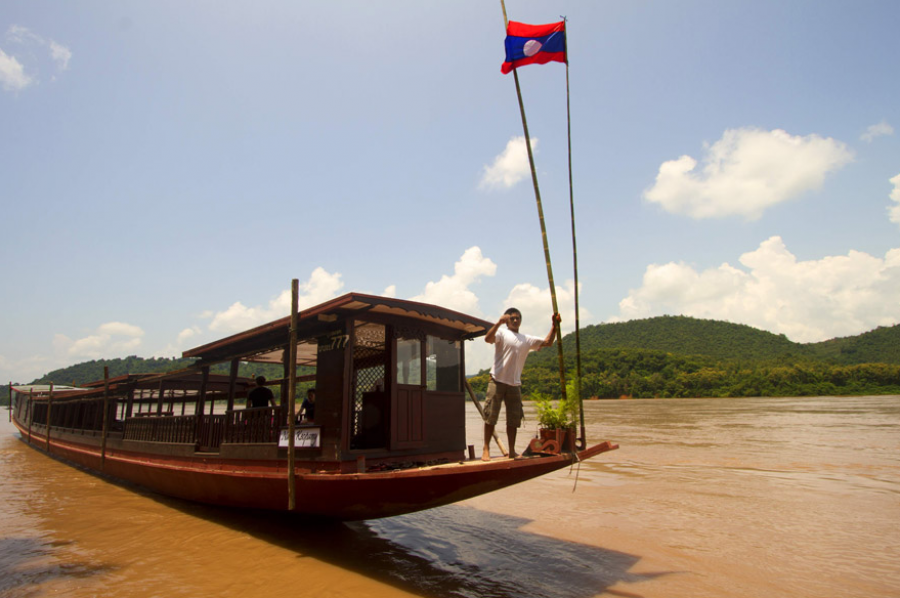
[350,322,389,450]
[394,335,425,448]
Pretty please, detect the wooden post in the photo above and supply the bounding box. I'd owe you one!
[287,279,299,510]
[194,367,210,448]
[227,359,239,412]
[156,380,165,415]
[26,389,33,444]
[465,380,507,457]
[125,388,134,419]
[46,382,54,452]
[101,367,110,469]
[499,0,568,404]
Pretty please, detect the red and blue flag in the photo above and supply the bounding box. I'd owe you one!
[501,21,567,74]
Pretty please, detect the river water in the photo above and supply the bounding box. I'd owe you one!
[1,396,898,598]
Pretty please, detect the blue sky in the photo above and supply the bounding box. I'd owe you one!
[2,1,898,383]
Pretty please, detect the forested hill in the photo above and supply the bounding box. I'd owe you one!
[528,316,900,367]
[3,317,899,404]
[806,324,900,365]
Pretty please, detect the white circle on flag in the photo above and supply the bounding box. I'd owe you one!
[523,40,543,57]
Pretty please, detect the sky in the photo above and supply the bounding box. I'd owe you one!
[1,1,898,383]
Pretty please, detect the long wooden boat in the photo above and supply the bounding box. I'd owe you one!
[10,293,617,520]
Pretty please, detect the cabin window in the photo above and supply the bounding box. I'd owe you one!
[396,337,422,386]
[426,336,461,392]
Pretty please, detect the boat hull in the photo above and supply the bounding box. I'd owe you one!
[12,419,617,520]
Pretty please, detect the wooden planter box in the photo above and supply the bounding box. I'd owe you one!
[536,427,576,454]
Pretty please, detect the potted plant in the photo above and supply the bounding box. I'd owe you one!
[532,387,579,453]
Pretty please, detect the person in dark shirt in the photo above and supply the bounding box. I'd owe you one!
[247,376,275,408]
[299,388,316,422]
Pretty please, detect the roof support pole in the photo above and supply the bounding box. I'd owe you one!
[125,388,134,419]
[156,380,165,415]
[46,383,54,453]
[227,359,239,413]
[194,367,209,447]
[26,390,33,444]
[101,367,110,470]
[287,278,299,511]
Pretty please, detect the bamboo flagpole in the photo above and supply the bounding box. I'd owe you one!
[499,1,568,404]
[563,19,587,450]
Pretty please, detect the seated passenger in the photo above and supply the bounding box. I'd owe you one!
[247,376,276,408]
[299,388,316,422]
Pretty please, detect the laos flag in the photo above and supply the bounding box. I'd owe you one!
[501,21,567,74]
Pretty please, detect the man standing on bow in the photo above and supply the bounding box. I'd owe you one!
[483,307,560,460]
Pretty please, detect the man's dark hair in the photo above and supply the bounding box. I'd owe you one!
[504,307,522,318]
[255,376,266,385]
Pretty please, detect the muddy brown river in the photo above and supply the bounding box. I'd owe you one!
[2,396,898,598]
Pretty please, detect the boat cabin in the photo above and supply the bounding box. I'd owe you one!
[183,293,493,470]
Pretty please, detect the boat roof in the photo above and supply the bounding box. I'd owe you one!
[183,292,493,367]
[11,385,83,394]
[12,371,254,400]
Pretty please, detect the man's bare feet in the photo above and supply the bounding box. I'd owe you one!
[508,451,518,460]
[481,448,491,462]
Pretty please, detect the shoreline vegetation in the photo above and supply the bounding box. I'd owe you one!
[3,316,899,405]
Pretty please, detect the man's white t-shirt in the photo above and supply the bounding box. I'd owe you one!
[490,327,545,386]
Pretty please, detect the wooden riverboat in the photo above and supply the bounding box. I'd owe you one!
[10,293,617,520]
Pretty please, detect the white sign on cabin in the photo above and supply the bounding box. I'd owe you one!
[278,427,321,448]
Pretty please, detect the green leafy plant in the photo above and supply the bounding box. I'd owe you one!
[533,391,578,429]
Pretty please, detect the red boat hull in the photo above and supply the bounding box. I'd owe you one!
[13,420,617,520]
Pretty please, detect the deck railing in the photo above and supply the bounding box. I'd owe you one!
[199,414,227,451]
[124,415,198,443]
[102,407,285,449]
[224,407,284,444]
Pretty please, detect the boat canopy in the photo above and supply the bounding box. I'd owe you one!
[12,371,254,402]
[183,292,494,367]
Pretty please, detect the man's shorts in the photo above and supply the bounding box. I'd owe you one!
[483,379,524,428]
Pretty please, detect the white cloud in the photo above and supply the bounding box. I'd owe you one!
[152,326,203,359]
[2,25,71,91]
[207,267,344,333]
[644,128,853,220]
[889,173,900,228]
[0,48,32,91]
[411,247,497,315]
[501,279,590,338]
[48,40,71,71]
[382,285,397,298]
[615,236,900,343]
[479,136,537,190]
[861,120,894,143]
[53,321,145,360]
[177,326,202,344]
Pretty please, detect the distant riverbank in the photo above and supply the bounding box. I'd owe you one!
[469,354,900,400]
